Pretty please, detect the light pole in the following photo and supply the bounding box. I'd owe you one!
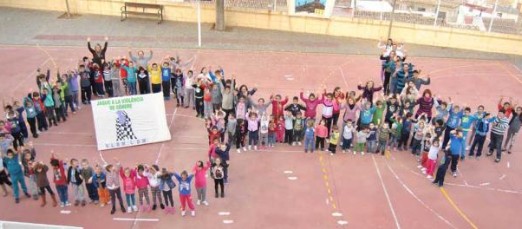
[488,0,499,33]
[387,0,397,40]
[197,0,201,47]
[434,0,441,26]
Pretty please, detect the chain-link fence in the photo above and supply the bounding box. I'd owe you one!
[333,0,522,35]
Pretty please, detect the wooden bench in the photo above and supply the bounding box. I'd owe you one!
[121,2,164,24]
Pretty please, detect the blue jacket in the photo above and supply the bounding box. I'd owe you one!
[174,173,194,195]
[360,106,376,125]
[91,172,107,189]
[3,155,23,175]
[446,106,462,129]
[161,67,171,82]
[460,115,478,132]
[449,135,464,156]
[215,144,231,161]
[159,174,177,191]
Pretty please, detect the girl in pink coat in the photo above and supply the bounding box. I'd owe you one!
[193,161,211,206]
[120,165,137,213]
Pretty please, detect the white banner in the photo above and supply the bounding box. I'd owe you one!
[91,93,171,151]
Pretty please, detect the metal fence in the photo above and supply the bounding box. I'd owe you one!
[334,0,522,35]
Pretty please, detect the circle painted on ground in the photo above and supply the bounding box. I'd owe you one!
[288,176,298,180]
[223,220,234,224]
[337,220,349,225]
[332,212,343,217]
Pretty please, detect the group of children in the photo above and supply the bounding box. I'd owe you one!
[0,144,229,217]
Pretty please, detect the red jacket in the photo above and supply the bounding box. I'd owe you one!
[271,97,288,117]
[93,68,104,83]
[115,59,129,79]
[52,160,67,186]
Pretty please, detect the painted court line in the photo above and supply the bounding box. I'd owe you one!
[113,218,159,222]
[384,160,457,229]
[440,188,479,229]
[218,212,231,216]
[287,176,298,180]
[223,220,234,224]
[371,155,401,229]
[156,108,178,165]
[34,143,96,148]
[0,221,82,229]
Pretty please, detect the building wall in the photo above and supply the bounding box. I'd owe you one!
[1,0,521,55]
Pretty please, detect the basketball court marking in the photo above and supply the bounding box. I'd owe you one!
[371,155,401,229]
[113,218,159,222]
[155,108,177,165]
[440,188,479,229]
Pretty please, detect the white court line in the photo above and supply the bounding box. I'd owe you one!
[338,66,349,88]
[0,221,82,229]
[499,174,506,180]
[218,212,231,216]
[42,132,93,136]
[113,218,159,222]
[155,108,178,165]
[371,155,401,229]
[385,160,457,228]
[98,150,107,165]
[11,58,51,94]
[33,143,96,148]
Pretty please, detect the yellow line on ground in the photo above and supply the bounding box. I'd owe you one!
[440,188,478,229]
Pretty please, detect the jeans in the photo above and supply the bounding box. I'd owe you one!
[378,140,388,154]
[341,137,352,150]
[128,81,137,95]
[367,140,377,153]
[315,137,325,150]
[411,138,422,155]
[162,81,171,99]
[503,129,518,151]
[126,193,136,207]
[109,188,125,210]
[10,173,28,199]
[488,132,504,159]
[450,153,460,173]
[184,88,195,108]
[469,134,486,157]
[162,190,174,207]
[304,136,314,152]
[204,101,213,118]
[86,183,99,201]
[248,130,259,146]
[56,184,68,204]
[268,133,276,145]
[152,83,162,94]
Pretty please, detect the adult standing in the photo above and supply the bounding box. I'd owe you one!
[129,49,153,69]
[87,37,108,68]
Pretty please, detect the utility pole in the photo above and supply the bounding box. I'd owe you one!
[197,0,201,47]
[216,0,225,31]
[488,0,499,33]
[387,0,397,40]
[434,0,441,26]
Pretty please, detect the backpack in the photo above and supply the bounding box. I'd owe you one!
[213,166,224,179]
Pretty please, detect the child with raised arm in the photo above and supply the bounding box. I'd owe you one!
[106,162,126,214]
[159,168,176,214]
[91,164,110,207]
[174,171,196,217]
[50,153,69,207]
[145,164,164,210]
[2,148,30,204]
[68,158,86,207]
[80,159,99,204]
[247,110,261,151]
[33,161,58,207]
[193,160,211,206]
[135,164,151,212]
[119,163,137,213]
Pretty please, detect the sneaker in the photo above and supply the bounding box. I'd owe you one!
[24,192,30,198]
[191,211,196,217]
[181,211,186,217]
[15,198,20,204]
[237,149,241,153]
[507,151,512,154]
[202,201,209,206]
[427,175,433,179]
[417,165,423,168]
[74,200,80,206]
[160,203,165,209]
[152,204,157,210]
[247,146,252,151]
[361,152,365,156]
[298,142,302,146]
[100,203,105,207]
[342,150,346,153]
[81,200,86,207]
[452,172,457,177]
[65,201,72,206]
[305,150,308,153]
[127,206,132,213]
[353,151,356,155]
[132,205,138,212]
[330,153,334,156]
[495,158,501,163]
[243,147,247,151]
[466,146,470,151]
[254,146,258,151]
[197,200,201,205]
[60,203,65,208]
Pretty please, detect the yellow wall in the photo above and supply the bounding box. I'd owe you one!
[1,0,522,55]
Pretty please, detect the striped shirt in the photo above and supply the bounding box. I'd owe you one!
[491,116,509,135]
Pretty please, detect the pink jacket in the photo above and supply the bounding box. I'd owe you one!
[208,144,218,160]
[135,172,149,189]
[315,125,328,138]
[120,168,136,194]
[300,92,324,119]
[193,161,211,189]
